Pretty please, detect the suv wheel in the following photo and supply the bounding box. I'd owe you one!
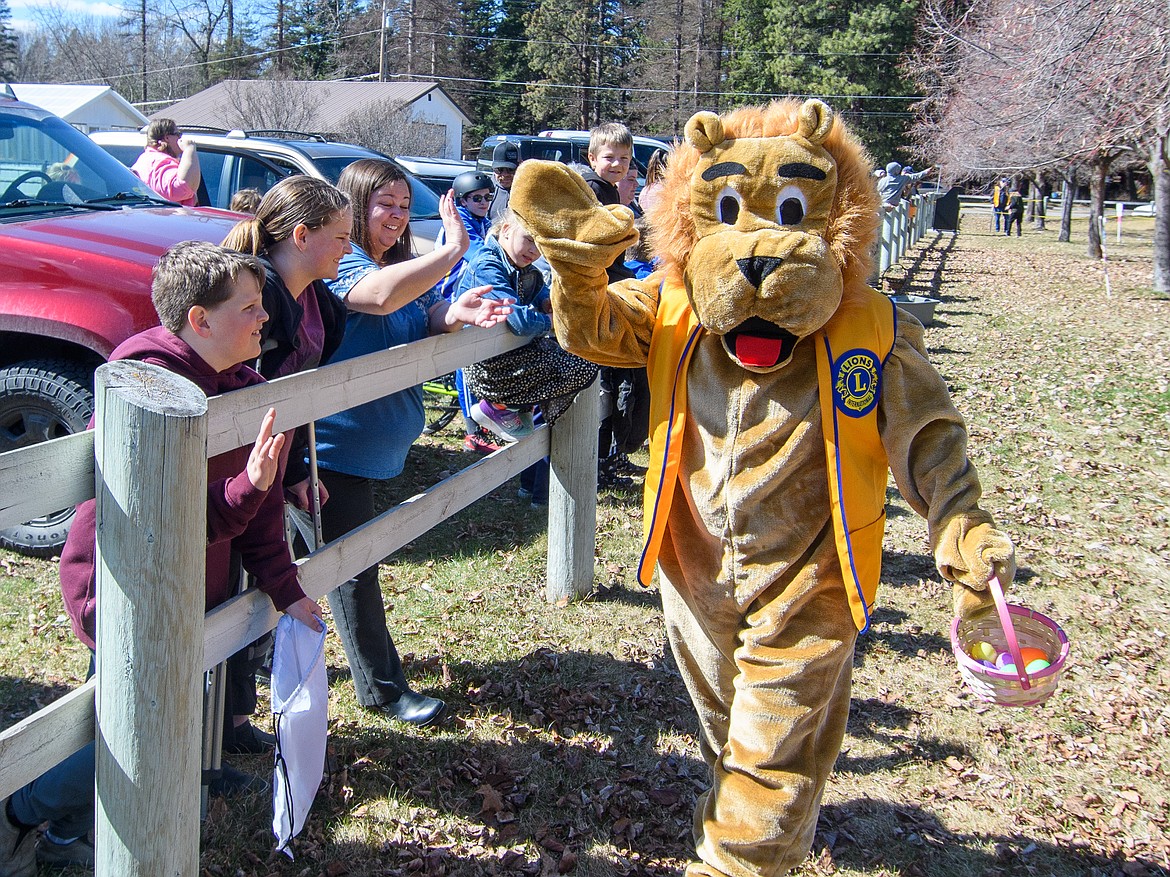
[0,360,95,557]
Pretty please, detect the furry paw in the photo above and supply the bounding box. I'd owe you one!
[511,161,639,271]
[937,518,1016,619]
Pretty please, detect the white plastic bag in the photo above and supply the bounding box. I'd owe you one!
[271,613,329,858]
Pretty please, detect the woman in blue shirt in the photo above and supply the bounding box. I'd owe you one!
[315,159,510,726]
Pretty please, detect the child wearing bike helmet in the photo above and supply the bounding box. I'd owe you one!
[434,170,502,452]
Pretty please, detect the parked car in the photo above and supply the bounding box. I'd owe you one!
[537,129,673,173]
[395,155,476,196]
[0,94,247,555]
[89,128,442,250]
[475,131,672,179]
[475,134,583,175]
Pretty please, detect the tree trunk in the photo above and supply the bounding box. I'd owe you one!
[1059,171,1074,242]
[1087,158,1107,259]
[1153,132,1169,294]
[1036,180,1047,231]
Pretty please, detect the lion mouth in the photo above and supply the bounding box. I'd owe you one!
[723,317,799,369]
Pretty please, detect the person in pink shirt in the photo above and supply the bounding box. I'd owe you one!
[131,118,202,207]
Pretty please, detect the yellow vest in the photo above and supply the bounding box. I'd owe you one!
[637,278,896,632]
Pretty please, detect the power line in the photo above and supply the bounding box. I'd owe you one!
[409,27,908,60]
[54,18,922,111]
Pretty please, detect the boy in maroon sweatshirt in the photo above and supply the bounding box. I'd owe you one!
[1,241,324,875]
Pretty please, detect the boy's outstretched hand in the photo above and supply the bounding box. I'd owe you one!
[284,595,325,632]
[247,407,286,491]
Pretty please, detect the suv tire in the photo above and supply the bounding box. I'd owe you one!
[0,359,95,557]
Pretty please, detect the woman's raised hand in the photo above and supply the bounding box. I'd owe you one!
[439,189,470,256]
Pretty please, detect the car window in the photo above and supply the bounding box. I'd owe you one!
[0,110,154,210]
[236,156,284,198]
[100,144,140,169]
[196,150,229,208]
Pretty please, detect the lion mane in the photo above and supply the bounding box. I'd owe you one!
[644,99,880,295]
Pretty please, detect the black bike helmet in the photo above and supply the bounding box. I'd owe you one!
[453,171,495,199]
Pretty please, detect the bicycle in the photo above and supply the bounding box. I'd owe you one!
[421,372,461,435]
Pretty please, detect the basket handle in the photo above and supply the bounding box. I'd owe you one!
[988,575,1031,690]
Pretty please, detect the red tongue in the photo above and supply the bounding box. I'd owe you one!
[735,334,782,368]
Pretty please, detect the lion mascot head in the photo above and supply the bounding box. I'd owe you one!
[643,98,880,372]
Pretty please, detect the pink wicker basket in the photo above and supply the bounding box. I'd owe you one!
[950,576,1069,707]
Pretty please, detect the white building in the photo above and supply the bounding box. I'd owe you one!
[153,80,470,159]
[10,84,149,133]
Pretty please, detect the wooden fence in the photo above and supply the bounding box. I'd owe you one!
[0,323,599,875]
[0,201,943,874]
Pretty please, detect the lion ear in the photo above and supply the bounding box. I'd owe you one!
[685,112,725,154]
[797,99,834,145]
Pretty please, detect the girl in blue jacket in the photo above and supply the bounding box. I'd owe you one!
[459,211,598,442]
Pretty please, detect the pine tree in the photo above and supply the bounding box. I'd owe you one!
[0,0,19,81]
[723,0,922,160]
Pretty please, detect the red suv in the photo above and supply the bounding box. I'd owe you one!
[0,92,242,555]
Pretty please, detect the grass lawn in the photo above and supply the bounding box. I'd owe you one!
[2,208,1168,876]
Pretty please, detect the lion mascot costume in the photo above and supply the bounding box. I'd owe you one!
[510,99,1015,877]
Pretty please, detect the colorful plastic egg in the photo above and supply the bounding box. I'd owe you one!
[1025,658,1051,673]
[969,641,997,662]
[995,651,1014,669]
[1019,647,1048,665]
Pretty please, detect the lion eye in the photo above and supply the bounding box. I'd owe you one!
[776,184,807,226]
[716,187,741,225]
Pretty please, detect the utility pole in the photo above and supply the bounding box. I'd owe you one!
[378,0,387,81]
[140,0,147,103]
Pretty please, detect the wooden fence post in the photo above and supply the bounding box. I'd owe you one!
[545,375,600,603]
[93,360,208,877]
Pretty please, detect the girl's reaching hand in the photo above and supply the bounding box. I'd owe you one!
[449,285,514,327]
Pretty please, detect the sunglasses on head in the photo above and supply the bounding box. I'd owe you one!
[465,193,493,203]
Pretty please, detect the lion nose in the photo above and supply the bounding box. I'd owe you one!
[736,256,784,288]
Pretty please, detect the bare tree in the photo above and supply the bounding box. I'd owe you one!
[338,102,447,156]
[218,77,316,130]
[911,0,1169,291]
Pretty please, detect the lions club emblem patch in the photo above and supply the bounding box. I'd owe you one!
[832,349,880,417]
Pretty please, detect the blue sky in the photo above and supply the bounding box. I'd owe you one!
[10,0,123,32]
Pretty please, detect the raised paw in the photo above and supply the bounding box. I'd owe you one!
[511,161,638,270]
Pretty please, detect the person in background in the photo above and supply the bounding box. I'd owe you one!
[131,118,201,207]
[877,161,932,209]
[230,187,262,215]
[1004,186,1025,236]
[313,158,511,726]
[489,141,520,222]
[617,164,640,216]
[992,177,1011,232]
[580,122,649,485]
[636,148,668,215]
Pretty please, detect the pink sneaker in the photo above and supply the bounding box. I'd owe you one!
[463,433,502,454]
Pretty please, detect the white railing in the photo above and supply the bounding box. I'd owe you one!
[0,322,600,875]
[878,192,939,275]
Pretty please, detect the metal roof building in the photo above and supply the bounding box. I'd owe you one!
[151,79,470,159]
